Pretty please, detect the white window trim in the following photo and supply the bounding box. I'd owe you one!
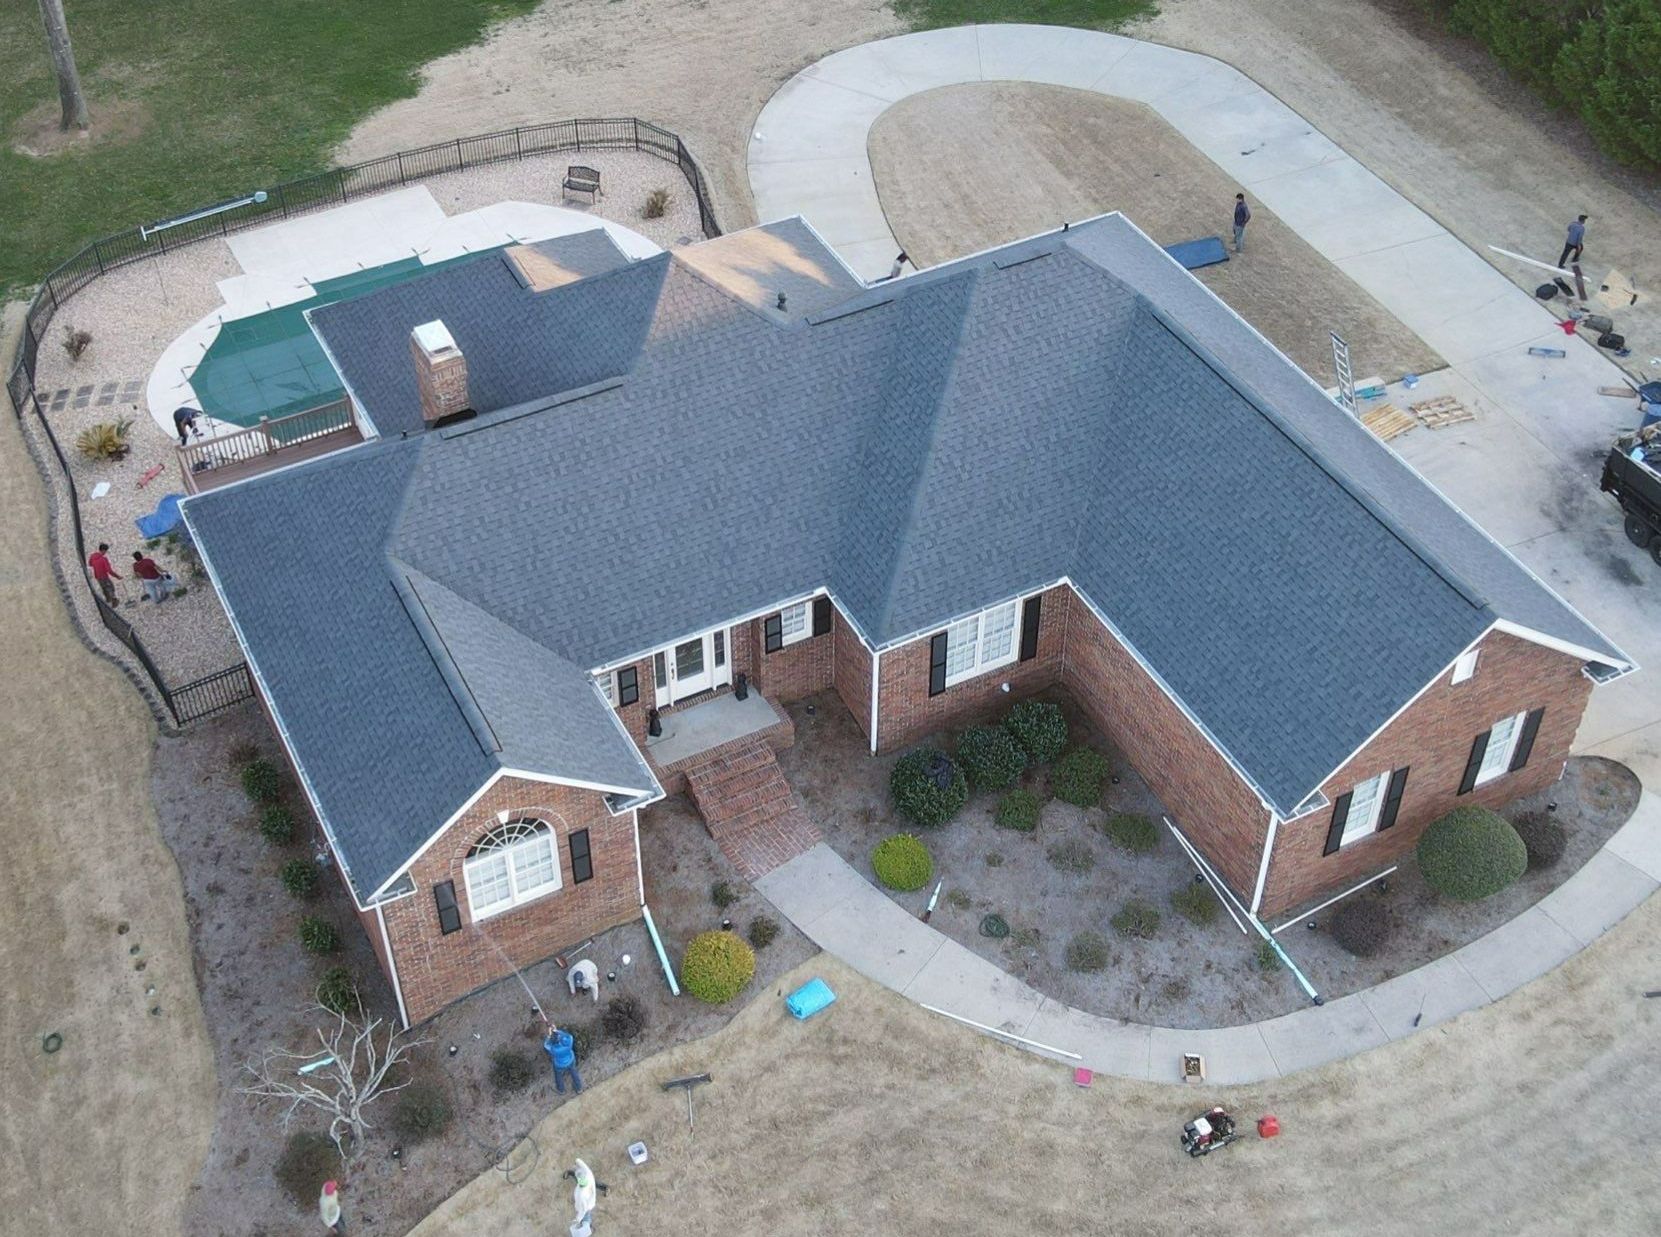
[463,819,563,922]
[598,671,616,705]
[1475,711,1526,787]
[1339,771,1389,847]
[943,599,1021,688]
[779,601,810,647]
[1451,648,1479,685]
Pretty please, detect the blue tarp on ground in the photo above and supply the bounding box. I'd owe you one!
[135,493,184,539]
[786,977,837,1020]
[1163,237,1230,270]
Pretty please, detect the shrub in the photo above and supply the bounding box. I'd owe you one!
[393,1081,452,1142]
[1065,929,1111,972]
[643,187,671,219]
[1553,0,1661,166]
[316,966,358,1015]
[298,915,339,954]
[994,789,1040,832]
[566,1020,596,1060]
[259,804,296,845]
[1111,899,1161,939]
[240,758,282,803]
[61,324,93,362]
[945,887,972,911]
[1255,938,1281,972]
[1004,698,1068,764]
[280,858,318,898]
[747,914,780,950]
[1101,812,1158,854]
[1417,807,1528,901]
[1514,811,1568,871]
[1051,748,1110,808]
[227,741,261,769]
[1169,882,1219,926]
[602,995,647,1043]
[489,1048,538,1093]
[890,748,968,828]
[956,726,1027,792]
[710,880,739,909]
[274,1130,337,1209]
[871,833,933,891]
[681,930,756,1004]
[1045,837,1095,874]
[984,851,1004,867]
[1330,899,1391,958]
[75,418,130,461]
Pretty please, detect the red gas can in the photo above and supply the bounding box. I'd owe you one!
[1257,1114,1280,1139]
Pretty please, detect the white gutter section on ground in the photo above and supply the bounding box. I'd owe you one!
[641,903,680,997]
[1270,867,1399,936]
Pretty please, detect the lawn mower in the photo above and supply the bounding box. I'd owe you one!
[1180,1107,1240,1158]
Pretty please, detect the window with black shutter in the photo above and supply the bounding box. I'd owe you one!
[1019,594,1042,662]
[617,666,639,707]
[764,613,783,653]
[1323,791,1352,856]
[812,596,832,637]
[569,829,593,884]
[928,632,948,697]
[433,880,461,934]
[1509,708,1544,772]
[1457,730,1490,795]
[1377,766,1409,831]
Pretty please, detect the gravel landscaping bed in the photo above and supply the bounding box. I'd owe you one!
[776,687,1640,1029]
[162,704,810,1236]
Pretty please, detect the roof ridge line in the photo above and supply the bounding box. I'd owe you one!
[387,563,501,760]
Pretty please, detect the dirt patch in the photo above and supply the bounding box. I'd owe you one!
[868,80,1443,383]
[156,703,812,1235]
[11,93,152,158]
[779,688,1638,1027]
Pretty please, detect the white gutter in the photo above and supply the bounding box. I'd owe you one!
[868,648,881,755]
[375,902,410,1030]
[632,808,645,906]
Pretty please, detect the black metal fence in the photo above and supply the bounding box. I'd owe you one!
[5,118,721,726]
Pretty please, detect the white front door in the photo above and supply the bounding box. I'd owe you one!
[654,626,731,707]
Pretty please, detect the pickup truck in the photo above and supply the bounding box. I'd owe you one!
[1602,434,1661,567]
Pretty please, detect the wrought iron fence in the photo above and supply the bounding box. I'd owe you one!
[4,118,722,728]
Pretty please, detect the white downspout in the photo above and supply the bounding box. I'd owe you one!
[1250,809,1279,914]
[632,808,645,906]
[375,901,410,1030]
[868,649,881,755]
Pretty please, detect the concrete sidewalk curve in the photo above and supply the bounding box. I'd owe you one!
[758,789,1660,1084]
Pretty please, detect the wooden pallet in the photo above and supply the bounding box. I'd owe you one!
[1410,396,1475,428]
[1360,403,1417,442]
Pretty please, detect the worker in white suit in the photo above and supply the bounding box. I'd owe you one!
[567,958,599,1002]
[565,1158,608,1235]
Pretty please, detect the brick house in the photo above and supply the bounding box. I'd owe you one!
[184,214,1631,1025]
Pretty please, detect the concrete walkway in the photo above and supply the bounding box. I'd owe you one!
[748,25,1661,1082]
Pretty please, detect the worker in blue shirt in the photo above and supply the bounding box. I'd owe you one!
[543,1024,582,1094]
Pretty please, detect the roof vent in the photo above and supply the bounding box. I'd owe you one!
[410,319,471,427]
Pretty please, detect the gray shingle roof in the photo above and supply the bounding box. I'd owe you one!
[188,213,1629,897]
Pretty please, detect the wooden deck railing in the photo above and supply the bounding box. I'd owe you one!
[178,399,357,493]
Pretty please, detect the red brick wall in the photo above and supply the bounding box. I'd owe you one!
[1260,628,1592,918]
[875,586,1072,752]
[746,606,836,703]
[373,776,640,1024]
[832,609,875,749]
[1057,591,1271,903]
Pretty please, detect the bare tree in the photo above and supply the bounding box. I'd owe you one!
[240,1006,432,1156]
[36,0,89,132]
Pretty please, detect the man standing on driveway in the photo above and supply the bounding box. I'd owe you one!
[1558,214,1588,269]
[87,543,121,606]
[1232,193,1251,253]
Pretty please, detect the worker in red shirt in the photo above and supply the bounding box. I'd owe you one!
[131,550,174,603]
[87,542,121,607]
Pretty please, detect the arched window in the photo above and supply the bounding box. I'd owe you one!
[462,818,561,921]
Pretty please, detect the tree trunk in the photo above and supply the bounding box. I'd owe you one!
[36,0,89,132]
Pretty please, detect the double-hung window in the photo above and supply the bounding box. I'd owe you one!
[1476,711,1525,786]
[1340,771,1389,847]
[463,819,562,921]
[944,599,1021,688]
[778,601,809,647]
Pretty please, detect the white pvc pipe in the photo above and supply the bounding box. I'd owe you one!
[1164,820,1249,936]
[920,1003,1081,1060]
[641,903,680,997]
[1270,866,1398,936]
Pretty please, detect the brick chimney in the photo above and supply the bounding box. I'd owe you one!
[410,320,469,426]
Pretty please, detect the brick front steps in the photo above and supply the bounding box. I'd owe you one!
[683,738,823,881]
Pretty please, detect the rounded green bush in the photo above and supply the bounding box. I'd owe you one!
[1111,899,1161,940]
[393,1080,452,1142]
[1169,883,1219,926]
[1065,929,1110,972]
[298,915,339,955]
[240,757,282,803]
[1255,938,1281,972]
[1514,811,1568,870]
[1051,748,1111,808]
[280,858,318,898]
[1004,698,1068,764]
[889,748,968,828]
[1330,899,1391,957]
[747,915,780,950]
[316,966,358,1015]
[956,725,1027,792]
[1417,807,1528,901]
[994,788,1040,832]
[1100,812,1158,854]
[681,930,756,1004]
[871,833,933,891]
[259,804,296,845]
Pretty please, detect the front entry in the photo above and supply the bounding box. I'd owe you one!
[654,626,731,707]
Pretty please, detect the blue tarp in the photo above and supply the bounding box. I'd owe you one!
[1163,237,1230,271]
[135,493,184,539]
[786,977,836,1020]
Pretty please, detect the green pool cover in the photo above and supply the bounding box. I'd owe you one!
[192,249,502,427]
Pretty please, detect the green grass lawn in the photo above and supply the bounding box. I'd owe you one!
[0,0,538,296]
[894,0,1152,33]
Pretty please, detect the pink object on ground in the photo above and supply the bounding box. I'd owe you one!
[1257,1114,1281,1138]
[1073,1067,1093,1087]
